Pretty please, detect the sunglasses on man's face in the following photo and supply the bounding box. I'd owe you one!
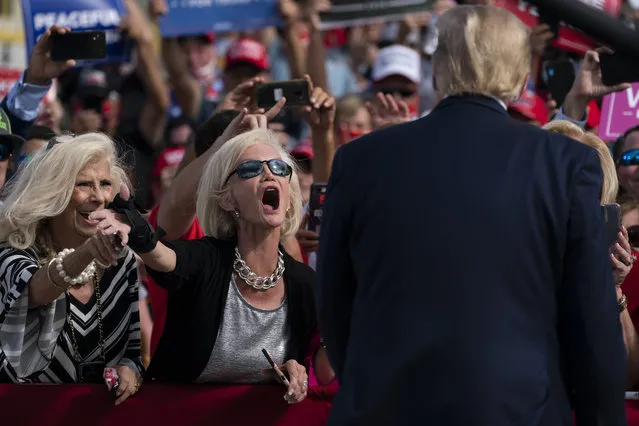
[225,159,292,184]
[620,149,639,167]
[0,143,13,161]
[378,88,417,98]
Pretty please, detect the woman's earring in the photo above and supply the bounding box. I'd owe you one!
[234,210,240,219]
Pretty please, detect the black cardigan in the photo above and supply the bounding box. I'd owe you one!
[144,236,318,383]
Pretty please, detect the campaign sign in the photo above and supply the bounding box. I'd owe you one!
[599,84,639,141]
[21,0,131,65]
[160,0,280,36]
[494,0,621,55]
[320,0,434,29]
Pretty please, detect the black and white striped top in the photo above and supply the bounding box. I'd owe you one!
[0,246,142,383]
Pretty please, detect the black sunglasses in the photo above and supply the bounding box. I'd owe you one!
[225,159,292,184]
[378,88,417,98]
[620,149,639,167]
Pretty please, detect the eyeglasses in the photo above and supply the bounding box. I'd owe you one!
[225,159,292,184]
[378,88,417,98]
[620,149,639,167]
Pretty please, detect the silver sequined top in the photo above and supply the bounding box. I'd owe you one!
[195,277,290,384]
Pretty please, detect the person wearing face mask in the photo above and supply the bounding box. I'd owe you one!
[93,122,329,401]
[0,133,143,405]
[334,95,372,146]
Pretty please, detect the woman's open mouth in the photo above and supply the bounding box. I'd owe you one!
[261,187,280,213]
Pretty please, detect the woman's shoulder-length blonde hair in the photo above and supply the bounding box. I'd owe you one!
[543,120,618,204]
[196,128,303,242]
[0,132,130,251]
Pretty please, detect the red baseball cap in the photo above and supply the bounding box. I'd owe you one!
[290,140,314,160]
[508,89,548,125]
[225,38,270,71]
[153,147,185,179]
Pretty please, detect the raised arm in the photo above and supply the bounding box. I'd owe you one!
[122,0,170,147]
[158,96,286,239]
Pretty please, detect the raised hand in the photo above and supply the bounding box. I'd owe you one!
[304,76,335,132]
[217,98,287,145]
[366,92,411,130]
[217,77,268,113]
[25,26,76,86]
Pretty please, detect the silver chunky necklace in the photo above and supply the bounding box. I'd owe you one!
[233,247,285,290]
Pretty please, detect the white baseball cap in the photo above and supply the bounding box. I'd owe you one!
[372,45,421,84]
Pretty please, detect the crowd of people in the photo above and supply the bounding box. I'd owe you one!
[1,0,639,423]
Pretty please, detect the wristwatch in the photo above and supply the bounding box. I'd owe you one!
[619,294,628,313]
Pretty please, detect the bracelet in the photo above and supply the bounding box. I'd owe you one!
[54,249,96,286]
[46,258,68,291]
[619,294,628,313]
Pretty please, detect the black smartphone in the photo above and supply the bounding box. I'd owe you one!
[307,183,327,234]
[256,79,311,109]
[50,30,107,61]
[543,59,576,106]
[600,53,639,86]
[602,203,621,251]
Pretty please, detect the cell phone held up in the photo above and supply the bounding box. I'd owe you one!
[50,30,107,62]
[599,53,639,86]
[256,79,311,109]
[602,203,621,251]
[308,183,327,234]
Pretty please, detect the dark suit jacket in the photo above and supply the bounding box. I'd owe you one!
[316,95,627,426]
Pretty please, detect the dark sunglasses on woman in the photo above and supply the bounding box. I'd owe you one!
[225,159,292,184]
[619,149,639,167]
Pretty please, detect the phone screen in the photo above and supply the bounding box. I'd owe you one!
[542,59,576,106]
[256,80,311,109]
[308,183,327,234]
[50,31,107,61]
[602,203,621,250]
[600,53,639,86]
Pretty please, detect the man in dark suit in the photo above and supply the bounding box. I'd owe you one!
[316,5,627,426]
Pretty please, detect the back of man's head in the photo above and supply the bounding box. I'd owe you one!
[194,110,241,157]
[433,5,531,103]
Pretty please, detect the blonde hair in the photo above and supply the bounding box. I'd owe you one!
[544,120,618,204]
[196,129,303,241]
[336,94,368,124]
[433,5,531,103]
[0,133,130,251]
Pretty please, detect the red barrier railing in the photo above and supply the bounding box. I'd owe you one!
[0,384,332,426]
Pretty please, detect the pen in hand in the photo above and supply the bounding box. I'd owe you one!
[261,348,290,386]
